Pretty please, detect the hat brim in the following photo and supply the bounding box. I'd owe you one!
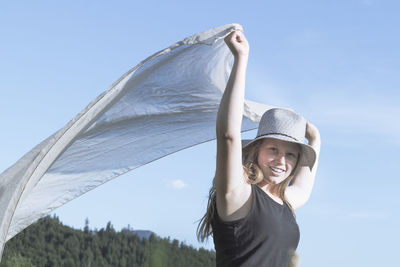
[242,135,316,170]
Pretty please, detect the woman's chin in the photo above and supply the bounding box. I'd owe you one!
[261,173,288,185]
[268,176,287,185]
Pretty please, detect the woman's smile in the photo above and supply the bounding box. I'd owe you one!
[269,166,286,175]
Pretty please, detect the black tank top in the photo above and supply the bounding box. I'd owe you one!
[211,184,300,267]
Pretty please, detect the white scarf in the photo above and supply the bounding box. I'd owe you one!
[0,23,269,257]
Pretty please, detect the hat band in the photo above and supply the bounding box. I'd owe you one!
[256,132,299,142]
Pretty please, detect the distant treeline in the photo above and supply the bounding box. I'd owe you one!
[1,215,215,267]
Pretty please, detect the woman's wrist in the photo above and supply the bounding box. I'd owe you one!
[234,54,249,66]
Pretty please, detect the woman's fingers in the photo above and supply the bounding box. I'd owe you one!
[306,122,320,141]
[224,30,245,45]
[224,30,249,57]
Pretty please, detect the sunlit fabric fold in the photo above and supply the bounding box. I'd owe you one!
[0,23,270,258]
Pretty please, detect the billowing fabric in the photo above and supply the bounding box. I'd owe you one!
[212,184,300,267]
[0,23,270,259]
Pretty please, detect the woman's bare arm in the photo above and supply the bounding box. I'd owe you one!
[215,30,252,221]
[285,122,321,210]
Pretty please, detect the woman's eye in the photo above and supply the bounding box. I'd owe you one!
[287,153,297,159]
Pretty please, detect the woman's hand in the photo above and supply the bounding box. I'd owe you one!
[224,29,249,58]
[306,122,320,143]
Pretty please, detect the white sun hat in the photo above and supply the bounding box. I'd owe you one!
[242,108,317,170]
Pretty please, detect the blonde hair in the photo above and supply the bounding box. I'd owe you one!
[196,139,300,242]
[288,249,299,267]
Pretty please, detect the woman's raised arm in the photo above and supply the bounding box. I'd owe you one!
[285,122,321,210]
[214,30,252,221]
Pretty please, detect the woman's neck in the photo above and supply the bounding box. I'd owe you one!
[258,180,280,198]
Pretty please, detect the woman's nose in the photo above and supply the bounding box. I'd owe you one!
[275,152,286,164]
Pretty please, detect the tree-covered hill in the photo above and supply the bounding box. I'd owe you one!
[0,216,215,267]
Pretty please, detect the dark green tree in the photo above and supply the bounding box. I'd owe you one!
[0,215,216,267]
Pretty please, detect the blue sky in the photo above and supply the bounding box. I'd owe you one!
[1,1,399,266]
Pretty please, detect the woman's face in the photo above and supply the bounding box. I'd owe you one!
[257,138,300,184]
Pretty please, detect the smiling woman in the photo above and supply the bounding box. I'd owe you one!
[197,30,321,267]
